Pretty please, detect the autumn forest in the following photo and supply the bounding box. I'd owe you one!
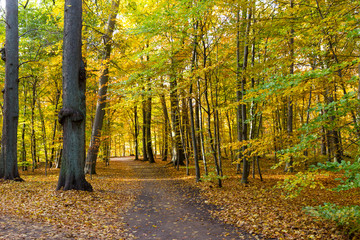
[0,0,359,239]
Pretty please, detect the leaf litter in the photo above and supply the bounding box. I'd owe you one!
[0,159,141,239]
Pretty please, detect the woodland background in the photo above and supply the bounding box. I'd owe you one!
[0,0,359,239]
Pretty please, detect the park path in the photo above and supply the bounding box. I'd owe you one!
[122,157,257,240]
[0,216,73,239]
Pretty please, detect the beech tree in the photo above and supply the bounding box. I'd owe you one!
[0,0,22,181]
[84,0,120,174]
[57,0,92,191]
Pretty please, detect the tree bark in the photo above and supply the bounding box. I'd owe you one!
[170,58,185,167]
[240,6,251,184]
[145,86,155,163]
[0,0,22,181]
[160,93,170,161]
[285,0,294,172]
[189,20,200,182]
[37,100,49,176]
[21,84,27,171]
[84,0,120,174]
[197,79,208,175]
[50,85,61,167]
[57,0,92,191]
[134,106,139,160]
[142,97,148,161]
[30,78,38,172]
[235,8,244,174]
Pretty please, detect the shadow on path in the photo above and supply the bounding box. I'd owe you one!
[122,157,257,240]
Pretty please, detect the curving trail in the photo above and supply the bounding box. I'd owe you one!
[122,157,257,240]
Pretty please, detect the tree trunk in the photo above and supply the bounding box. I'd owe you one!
[31,79,38,171]
[57,0,92,191]
[240,6,251,184]
[134,106,139,160]
[197,79,208,175]
[285,0,294,172]
[226,111,234,162]
[37,100,49,176]
[189,20,200,182]
[145,88,155,163]
[103,114,111,166]
[50,85,61,167]
[202,38,221,186]
[315,0,343,163]
[84,0,120,174]
[214,81,223,182]
[142,97,148,161]
[160,93,170,161]
[170,58,185,167]
[21,85,27,171]
[235,8,244,174]
[0,0,22,181]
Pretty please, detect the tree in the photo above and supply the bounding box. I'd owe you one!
[0,0,22,181]
[85,0,120,174]
[238,3,251,184]
[57,0,92,191]
[144,83,155,163]
[134,106,139,160]
[189,19,200,182]
[285,0,294,173]
[144,50,155,163]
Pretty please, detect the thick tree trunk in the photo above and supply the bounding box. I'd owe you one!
[84,0,120,174]
[0,0,22,181]
[57,0,92,191]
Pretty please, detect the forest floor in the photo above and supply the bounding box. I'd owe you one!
[0,156,358,239]
[175,158,360,240]
[122,157,256,239]
[0,157,141,239]
[0,156,257,240]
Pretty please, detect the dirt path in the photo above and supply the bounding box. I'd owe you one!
[0,216,73,239]
[122,158,257,240]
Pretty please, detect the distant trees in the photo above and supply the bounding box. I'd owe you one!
[112,0,359,184]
